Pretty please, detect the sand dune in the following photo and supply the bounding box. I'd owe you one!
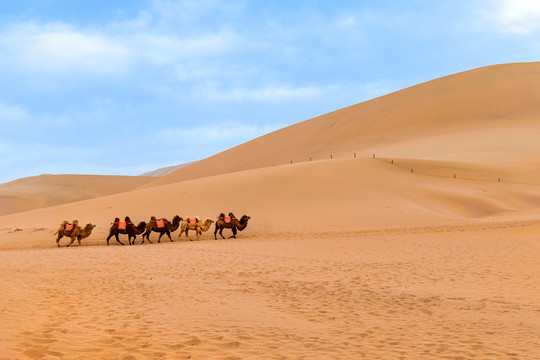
[144,62,540,187]
[0,174,153,216]
[1,62,539,359]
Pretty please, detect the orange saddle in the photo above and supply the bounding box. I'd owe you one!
[189,218,197,226]
[118,221,127,230]
[156,219,165,228]
[64,224,73,231]
[224,216,232,223]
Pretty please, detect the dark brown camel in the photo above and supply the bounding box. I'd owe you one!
[214,213,251,240]
[106,217,147,246]
[55,221,96,247]
[142,215,182,243]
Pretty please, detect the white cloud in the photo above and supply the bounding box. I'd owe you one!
[0,22,130,76]
[192,82,333,102]
[489,0,540,34]
[0,103,30,123]
[158,121,285,143]
[0,17,241,80]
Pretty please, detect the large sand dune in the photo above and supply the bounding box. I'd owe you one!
[143,62,540,187]
[1,62,539,359]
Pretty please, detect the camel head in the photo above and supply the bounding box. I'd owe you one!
[137,221,147,228]
[81,223,96,233]
[172,215,182,223]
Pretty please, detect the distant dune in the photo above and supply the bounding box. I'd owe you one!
[0,174,153,216]
[139,162,196,177]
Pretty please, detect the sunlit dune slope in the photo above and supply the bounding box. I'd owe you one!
[144,62,540,188]
[2,157,540,249]
[0,174,153,216]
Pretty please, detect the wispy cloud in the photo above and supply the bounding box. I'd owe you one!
[158,121,285,143]
[0,103,30,123]
[191,82,334,102]
[488,0,540,34]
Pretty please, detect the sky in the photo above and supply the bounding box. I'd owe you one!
[0,0,539,183]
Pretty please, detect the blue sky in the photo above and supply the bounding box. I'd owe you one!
[0,0,539,183]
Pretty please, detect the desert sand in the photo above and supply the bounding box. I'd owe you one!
[1,62,539,359]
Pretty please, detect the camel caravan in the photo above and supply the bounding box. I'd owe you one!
[55,213,251,247]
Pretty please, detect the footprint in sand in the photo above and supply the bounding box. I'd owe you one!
[22,349,45,359]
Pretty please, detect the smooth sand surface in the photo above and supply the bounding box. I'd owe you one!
[1,62,539,359]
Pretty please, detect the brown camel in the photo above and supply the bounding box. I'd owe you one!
[107,217,147,246]
[142,215,182,243]
[179,217,215,240]
[55,221,96,247]
[214,213,251,240]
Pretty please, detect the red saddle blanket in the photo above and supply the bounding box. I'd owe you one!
[64,224,73,231]
[118,222,127,230]
[224,216,231,223]
[156,219,165,228]
[189,218,197,226]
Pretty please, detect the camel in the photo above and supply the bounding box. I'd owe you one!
[179,217,215,240]
[142,215,182,243]
[106,217,147,246]
[54,220,96,247]
[214,213,251,240]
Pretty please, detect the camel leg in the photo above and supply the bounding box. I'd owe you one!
[66,236,76,247]
[214,226,219,240]
[106,233,113,246]
[115,234,124,246]
[77,237,82,246]
[56,235,63,247]
[166,231,173,242]
[142,232,152,244]
[231,227,237,239]
[219,227,226,240]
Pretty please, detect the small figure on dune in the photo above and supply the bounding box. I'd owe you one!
[54,219,95,247]
[106,216,147,246]
[142,215,182,243]
[214,212,251,240]
[179,216,215,241]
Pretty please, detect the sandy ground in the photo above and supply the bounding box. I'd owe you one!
[1,220,539,360]
[1,62,540,359]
